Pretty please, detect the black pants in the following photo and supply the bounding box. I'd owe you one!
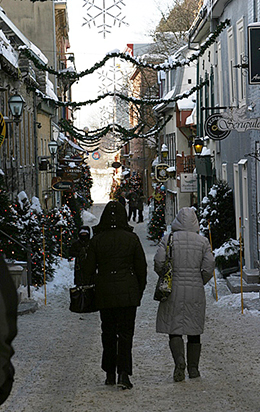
[128,207,136,221]
[137,209,143,222]
[100,306,137,375]
[169,334,201,344]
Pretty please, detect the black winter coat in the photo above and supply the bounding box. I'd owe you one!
[0,255,17,406]
[69,238,90,285]
[84,201,147,309]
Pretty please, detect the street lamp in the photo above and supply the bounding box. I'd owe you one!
[48,139,59,157]
[194,138,204,155]
[48,139,59,207]
[161,143,169,159]
[8,93,25,124]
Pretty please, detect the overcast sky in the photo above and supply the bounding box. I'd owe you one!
[66,0,170,128]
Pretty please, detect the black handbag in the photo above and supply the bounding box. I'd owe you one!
[69,284,98,313]
[154,233,173,302]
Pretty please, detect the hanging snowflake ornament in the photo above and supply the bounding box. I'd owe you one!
[82,0,128,38]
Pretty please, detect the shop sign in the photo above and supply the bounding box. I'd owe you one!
[92,151,100,160]
[0,112,6,148]
[205,109,260,140]
[112,161,121,169]
[248,24,260,85]
[204,114,231,140]
[180,173,197,193]
[51,177,74,191]
[155,163,169,182]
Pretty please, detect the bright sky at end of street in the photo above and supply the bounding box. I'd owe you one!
[66,0,170,129]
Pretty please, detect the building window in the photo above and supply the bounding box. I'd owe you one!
[227,27,236,104]
[217,41,223,107]
[236,17,246,106]
[166,132,176,167]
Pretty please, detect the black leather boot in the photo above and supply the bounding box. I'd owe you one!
[105,372,116,385]
[117,371,133,389]
[169,336,186,382]
[187,343,201,378]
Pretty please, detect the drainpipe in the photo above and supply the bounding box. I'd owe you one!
[33,93,39,198]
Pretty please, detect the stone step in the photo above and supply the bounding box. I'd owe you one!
[242,268,260,284]
[226,274,260,294]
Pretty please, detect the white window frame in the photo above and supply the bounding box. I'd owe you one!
[217,41,223,107]
[222,163,227,182]
[236,17,246,106]
[227,27,236,104]
[233,163,240,239]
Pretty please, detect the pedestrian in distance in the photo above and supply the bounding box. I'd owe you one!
[69,226,91,286]
[84,201,147,389]
[118,191,126,208]
[0,254,18,406]
[126,189,138,222]
[136,189,145,223]
[154,207,215,382]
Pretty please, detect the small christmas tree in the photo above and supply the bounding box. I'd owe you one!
[199,180,236,249]
[0,170,19,257]
[48,204,77,259]
[147,204,166,242]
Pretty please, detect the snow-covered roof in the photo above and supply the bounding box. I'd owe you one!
[58,132,87,153]
[177,92,196,111]
[0,8,48,65]
[0,29,18,68]
[46,75,58,101]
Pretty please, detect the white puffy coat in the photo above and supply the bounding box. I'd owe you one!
[154,207,215,336]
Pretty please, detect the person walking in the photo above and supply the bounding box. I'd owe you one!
[0,254,18,406]
[126,189,138,222]
[136,190,145,223]
[84,201,147,389]
[69,226,91,286]
[154,207,215,382]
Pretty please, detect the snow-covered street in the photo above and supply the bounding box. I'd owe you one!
[1,204,260,412]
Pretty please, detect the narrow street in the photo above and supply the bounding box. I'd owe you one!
[1,204,260,412]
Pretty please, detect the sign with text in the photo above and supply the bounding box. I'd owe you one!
[180,173,197,193]
[155,163,169,182]
[248,24,260,85]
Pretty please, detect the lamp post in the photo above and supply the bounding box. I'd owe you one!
[7,93,25,201]
[48,139,59,207]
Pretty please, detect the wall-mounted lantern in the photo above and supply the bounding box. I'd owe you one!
[161,143,169,159]
[8,93,25,124]
[48,139,59,157]
[194,138,204,155]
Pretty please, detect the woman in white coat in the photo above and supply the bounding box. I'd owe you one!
[154,207,215,382]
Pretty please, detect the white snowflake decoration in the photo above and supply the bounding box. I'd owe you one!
[82,0,128,38]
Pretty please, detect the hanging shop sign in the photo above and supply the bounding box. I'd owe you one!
[112,161,121,169]
[0,112,6,148]
[92,151,100,160]
[204,114,231,140]
[155,163,169,182]
[180,173,197,193]
[51,177,74,191]
[248,24,260,85]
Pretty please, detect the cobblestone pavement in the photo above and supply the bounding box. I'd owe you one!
[1,204,260,412]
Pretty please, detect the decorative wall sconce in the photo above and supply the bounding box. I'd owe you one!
[8,93,25,125]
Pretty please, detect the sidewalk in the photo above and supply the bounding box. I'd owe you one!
[2,213,260,412]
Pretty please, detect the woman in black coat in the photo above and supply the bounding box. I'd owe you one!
[84,201,147,389]
[0,255,17,406]
[69,226,91,286]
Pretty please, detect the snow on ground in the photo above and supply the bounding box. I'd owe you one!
[4,204,260,412]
